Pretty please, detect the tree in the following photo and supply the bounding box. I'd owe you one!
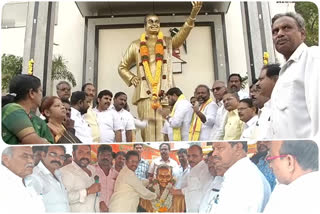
[51,55,76,87]
[1,54,22,92]
[295,2,319,46]
[1,54,76,92]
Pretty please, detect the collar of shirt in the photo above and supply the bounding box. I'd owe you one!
[110,104,124,113]
[180,164,191,172]
[281,43,307,74]
[288,171,320,188]
[139,158,147,164]
[160,157,173,164]
[227,109,238,116]
[71,106,82,117]
[190,160,206,174]
[223,157,249,179]
[245,115,258,128]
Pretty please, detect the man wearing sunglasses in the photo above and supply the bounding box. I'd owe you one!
[264,140,319,213]
[25,145,70,212]
[210,81,227,139]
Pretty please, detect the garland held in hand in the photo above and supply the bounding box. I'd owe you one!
[140,31,164,110]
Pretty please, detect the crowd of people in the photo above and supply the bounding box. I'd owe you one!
[1,140,319,212]
[1,11,319,144]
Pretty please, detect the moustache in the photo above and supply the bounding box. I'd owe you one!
[80,158,90,163]
[50,160,62,166]
[25,163,34,168]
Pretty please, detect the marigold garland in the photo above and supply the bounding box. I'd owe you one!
[140,32,164,110]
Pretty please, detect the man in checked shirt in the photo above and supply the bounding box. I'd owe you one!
[133,143,149,179]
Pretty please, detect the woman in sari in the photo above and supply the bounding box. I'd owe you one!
[2,74,53,144]
[40,96,81,144]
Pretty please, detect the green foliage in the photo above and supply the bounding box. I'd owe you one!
[51,55,76,87]
[295,2,319,46]
[241,75,248,89]
[1,54,23,92]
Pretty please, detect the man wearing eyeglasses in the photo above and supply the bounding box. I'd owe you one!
[263,140,319,213]
[1,146,45,213]
[25,145,70,212]
[210,81,227,140]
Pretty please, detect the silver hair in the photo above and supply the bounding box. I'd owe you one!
[272,12,305,31]
[2,147,13,157]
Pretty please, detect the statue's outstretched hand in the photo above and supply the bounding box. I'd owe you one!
[131,76,140,87]
[190,1,203,18]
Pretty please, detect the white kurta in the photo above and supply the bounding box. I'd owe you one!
[108,165,156,212]
[211,157,271,213]
[190,101,218,141]
[264,171,320,214]
[168,99,193,141]
[174,165,190,189]
[0,165,45,213]
[94,108,122,143]
[240,115,258,140]
[182,160,213,212]
[71,107,94,144]
[60,161,99,212]
[199,176,224,213]
[252,100,272,139]
[110,105,136,142]
[211,102,227,140]
[25,161,70,212]
[270,43,320,139]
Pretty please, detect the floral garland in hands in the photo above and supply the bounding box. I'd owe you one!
[140,31,164,110]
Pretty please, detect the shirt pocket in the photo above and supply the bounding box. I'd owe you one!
[274,81,293,111]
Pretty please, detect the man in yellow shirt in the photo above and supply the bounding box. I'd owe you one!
[216,91,244,140]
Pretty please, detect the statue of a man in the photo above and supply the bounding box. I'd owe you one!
[140,164,185,212]
[118,2,203,142]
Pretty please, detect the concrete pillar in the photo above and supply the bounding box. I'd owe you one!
[241,2,275,83]
[22,2,56,96]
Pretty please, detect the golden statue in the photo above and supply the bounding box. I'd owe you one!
[118,2,203,142]
[140,165,185,212]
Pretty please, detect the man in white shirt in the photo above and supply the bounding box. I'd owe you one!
[94,89,122,142]
[199,153,224,213]
[110,92,136,142]
[1,146,45,213]
[158,87,193,141]
[210,81,227,139]
[148,143,179,179]
[70,91,94,143]
[171,145,212,212]
[189,85,218,141]
[253,64,280,139]
[109,150,157,212]
[227,74,249,100]
[174,148,190,189]
[269,12,320,139]
[211,141,271,213]
[238,98,258,140]
[60,145,102,212]
[25,145,70,212]
[264,139,319,213]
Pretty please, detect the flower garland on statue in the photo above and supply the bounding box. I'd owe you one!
[147,180,174,212]
[140,31,164,110]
